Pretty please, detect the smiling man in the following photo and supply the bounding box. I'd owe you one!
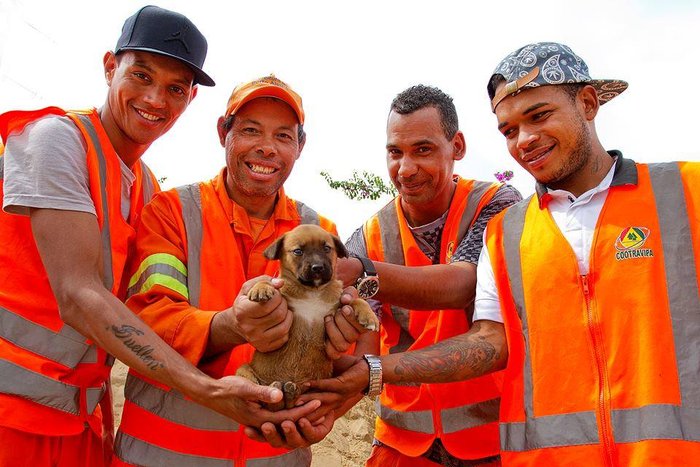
[326,85,521,466]
[0,6,292,467]
[112,75,369,466]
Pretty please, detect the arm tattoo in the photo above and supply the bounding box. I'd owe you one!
[110,324,165,371]
[393,322,499,384]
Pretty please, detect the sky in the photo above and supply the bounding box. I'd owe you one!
[1,0,699,238]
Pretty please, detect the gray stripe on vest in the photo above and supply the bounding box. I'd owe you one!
[176,184,203,308]
[388,305,414,355]
[0,305,91,368]
[114,432,232,467]
[124,374,238,431]
[376,399,434,434]
[441,397,501,433]
[0,359,80,414]
[457,181,496,244]
[296,201,320,225]
[247,448,312,467]
[501,197,533,417]
[649,163,700,407]
[500,411,599,451]
[139,160,156,205]
[612,404,700,443]
[75,114,113,291]
[0,155,4,180]
[86,385,107,414]
[377,202,405,265]
[127,263,188,298]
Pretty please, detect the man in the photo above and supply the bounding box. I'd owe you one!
[0,7,306,466]
[323,42,700,465]
[318,85,521,466]
[113,75,366,466]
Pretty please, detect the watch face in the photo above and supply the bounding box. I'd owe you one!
[358,277,379,299]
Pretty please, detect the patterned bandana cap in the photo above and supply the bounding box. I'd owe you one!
[488,42,628,112]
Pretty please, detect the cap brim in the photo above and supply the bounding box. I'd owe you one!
[117,46,215,87]
[586,79,628,105]
[229,86,304,124]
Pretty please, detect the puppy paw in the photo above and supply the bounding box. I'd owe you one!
[353,298,380,332]
[248,281,276,302]
[283,381,301,409]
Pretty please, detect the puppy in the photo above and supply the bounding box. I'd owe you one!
[236,224,379,410]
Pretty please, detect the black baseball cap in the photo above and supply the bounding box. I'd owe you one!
[115,5,215,87]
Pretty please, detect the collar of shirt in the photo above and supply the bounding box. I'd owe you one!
[545,157,618,211]
[211,168,300,235]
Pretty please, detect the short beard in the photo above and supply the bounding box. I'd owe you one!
[542,115,592,189]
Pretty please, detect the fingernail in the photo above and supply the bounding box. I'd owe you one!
[325,316,332,323]
[343,307,352,316]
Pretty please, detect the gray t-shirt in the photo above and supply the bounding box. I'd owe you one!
[3,115,135,220]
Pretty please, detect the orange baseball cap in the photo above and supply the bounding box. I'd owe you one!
[224,75,304,124]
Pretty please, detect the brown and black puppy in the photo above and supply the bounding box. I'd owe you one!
[236,224,379,410]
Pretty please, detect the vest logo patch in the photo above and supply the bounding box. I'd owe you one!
[615,227,654,261]
[446,241,455,262]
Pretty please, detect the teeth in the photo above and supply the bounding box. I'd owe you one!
[136,109,160,121]
[249,164,275,174]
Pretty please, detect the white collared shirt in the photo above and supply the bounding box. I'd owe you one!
[473,160,617,323]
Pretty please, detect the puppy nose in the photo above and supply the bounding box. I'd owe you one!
[311,264,325,274]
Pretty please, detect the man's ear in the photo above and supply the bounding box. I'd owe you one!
[103,51,117,86]
[189,85,198,104]
[332,234,348,258]
[452,130,466,161]
[263,234,287,260]
[217,116,227,147]
[579,85,600,121]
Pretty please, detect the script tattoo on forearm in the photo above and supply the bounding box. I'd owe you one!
[110,324,165,371]
[393,322,500,383]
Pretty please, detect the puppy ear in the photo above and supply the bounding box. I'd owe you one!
[263,235,286,260]
[332,234,348,258]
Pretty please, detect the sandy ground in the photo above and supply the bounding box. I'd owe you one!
[110,360,374,467]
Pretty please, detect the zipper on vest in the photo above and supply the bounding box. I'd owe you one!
[582,275,615,467]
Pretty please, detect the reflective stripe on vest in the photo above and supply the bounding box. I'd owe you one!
[0,305,95,368]
[139,160,156,207]
[74,114,115,291]
[376,396,502,435]
[115,431,312,467]
[500,162,700,451]
[127,253,189,299]
[0,359,105,415]
[124,374,239,431]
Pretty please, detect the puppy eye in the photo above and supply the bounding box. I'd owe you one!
[292,248,303,256]
[323,245,332,253]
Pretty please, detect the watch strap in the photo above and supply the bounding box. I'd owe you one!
[363,354,383,397]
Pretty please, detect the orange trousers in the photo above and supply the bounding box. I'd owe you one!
[0,426,108,467]
[366,444,501,467]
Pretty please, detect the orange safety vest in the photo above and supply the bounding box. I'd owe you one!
[485,157,700,466]
[0,107,158,435]
[362,176,504,460]
[113,180,336,467]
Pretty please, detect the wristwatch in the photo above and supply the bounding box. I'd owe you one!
[353,255,379,299]
[363,354,383,397]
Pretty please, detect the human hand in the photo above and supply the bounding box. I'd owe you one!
[336,257,363,288]
[325,287,372,359]
[296,355,368,420]
[228,276,292,352]
[202,375,321,428]
[243,412,336,449]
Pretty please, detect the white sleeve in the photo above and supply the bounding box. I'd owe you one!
[2,115,96,216]
[473,228,504,323]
